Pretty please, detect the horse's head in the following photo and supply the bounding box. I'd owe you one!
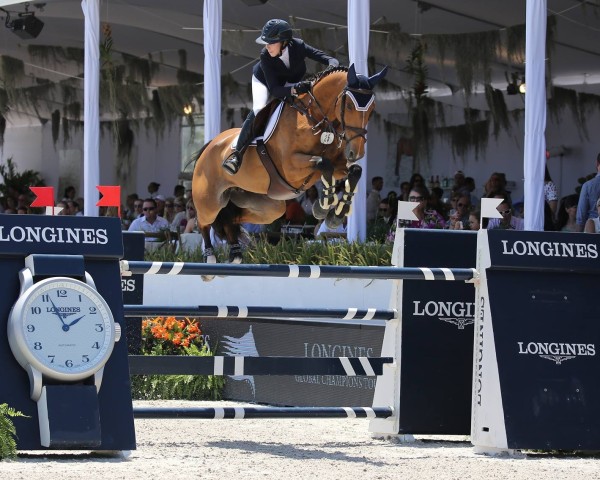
[337,64,388,162]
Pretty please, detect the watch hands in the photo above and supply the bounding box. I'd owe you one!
[66,314,86,327]
[48,298,68,327]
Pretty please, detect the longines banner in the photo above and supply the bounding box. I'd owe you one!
[398,229,476,434]
[479,230,600,450]
[199,319,385,407]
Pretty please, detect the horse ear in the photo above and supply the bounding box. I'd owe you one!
[368,66,388,88]
[347,64,358,87]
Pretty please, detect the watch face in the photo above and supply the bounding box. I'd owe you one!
[8,277,117,381]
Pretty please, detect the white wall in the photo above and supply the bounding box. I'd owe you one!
[1,106,597,209]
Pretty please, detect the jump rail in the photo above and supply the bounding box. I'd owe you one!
[133,406,394,419]
[121,260,477,282]
[129,355,393,376]
[123,305,396,321]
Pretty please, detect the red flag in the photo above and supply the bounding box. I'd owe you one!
[30,186,55,208]
[96,185,121,217]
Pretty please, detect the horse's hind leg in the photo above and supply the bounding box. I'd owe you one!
[200,225,217,282]
[224,223,243,264]
[312,158,338,220]
[325,164,362,229]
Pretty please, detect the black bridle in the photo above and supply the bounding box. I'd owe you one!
[291,83,375,152]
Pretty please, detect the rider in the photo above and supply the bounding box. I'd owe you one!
[222,18,339,175]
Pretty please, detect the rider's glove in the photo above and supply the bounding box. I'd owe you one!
[294,81,312,94]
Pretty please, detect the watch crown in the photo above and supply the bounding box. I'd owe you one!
[114,322,122,343]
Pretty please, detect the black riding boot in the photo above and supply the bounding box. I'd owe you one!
[223,112,255,175]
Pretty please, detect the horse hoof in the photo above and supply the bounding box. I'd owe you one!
[325,210,343,229]
[312,202,330,220]
[229,256,242,264]
[201,275,215,282]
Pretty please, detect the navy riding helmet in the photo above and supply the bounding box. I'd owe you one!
[256,19,293,45]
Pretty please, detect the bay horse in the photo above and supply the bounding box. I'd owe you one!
[192,64,387,272]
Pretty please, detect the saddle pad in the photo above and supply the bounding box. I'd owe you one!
[229,103,285,149]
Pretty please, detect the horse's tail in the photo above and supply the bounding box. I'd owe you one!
[188,140,212,170]
[213,201,242,241]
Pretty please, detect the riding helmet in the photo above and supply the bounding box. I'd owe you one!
[256,19,293,45]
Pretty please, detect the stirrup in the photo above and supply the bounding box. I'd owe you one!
[222,152,241,175]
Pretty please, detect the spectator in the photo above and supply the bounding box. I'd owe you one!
[448,194,471,230]
[408,173,425,192]
[173,184,185,199]
[451,170,469,197]
[464,176,479,207]
[123,193,139,223]
[544,166,559,219]
[132,199,144,220]
[154,194,166,217]
[468,210,481,230]
[484,172,511,203]
[162,197,177,224]
[399,181,411,201]
[284,198,306,224]
[128,198,170,247]
[487,199,524,230]
[300,186,319,216]
[584,197,600,233]
[555,194,579,232]
[576,153,600,231]
[170,197,187,232]
[366,176,383,222]
[397,184,445,230]
[147,181,161,199]
[56,201,68,216]
[183,200,199,233]
[62,185,76,202]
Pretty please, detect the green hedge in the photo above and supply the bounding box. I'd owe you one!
[146,236,393,266]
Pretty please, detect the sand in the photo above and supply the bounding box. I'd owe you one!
[0,400,598,480]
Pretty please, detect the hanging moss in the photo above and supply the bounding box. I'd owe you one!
[548,86,585,137]
[27,45,84,67]
[51,109,60,146]
[177,69,203,86]
[0,56,25,87]
[484,84,510,138]
[0,114,5,148]
[505,24,525,65]
[178,49,187,71]
[122,54,159,85]
[439,118,490,160]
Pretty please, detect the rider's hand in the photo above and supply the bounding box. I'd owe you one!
[294,81,312,94]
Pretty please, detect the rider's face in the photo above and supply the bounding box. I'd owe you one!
[266,42,283,57]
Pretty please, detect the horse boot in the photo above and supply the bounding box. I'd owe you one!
[222,111,255,175]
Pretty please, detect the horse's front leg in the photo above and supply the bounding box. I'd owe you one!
[200,224,217,282]
[312,157,338,220]
[325,164,362,229]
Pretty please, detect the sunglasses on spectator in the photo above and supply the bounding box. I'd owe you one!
[409,196,424,202]
[187,206,195,211]
[457,203,468,207]
[499,209,511,216]
[143,207,155,211]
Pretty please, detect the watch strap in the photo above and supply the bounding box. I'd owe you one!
[25,254,86,278]
[37,384,102,448]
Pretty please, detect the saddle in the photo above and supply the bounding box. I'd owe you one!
[232,100,310,201]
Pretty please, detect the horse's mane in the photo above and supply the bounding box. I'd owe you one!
[307,65,349,86]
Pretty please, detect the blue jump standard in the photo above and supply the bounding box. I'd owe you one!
[121,260,477,281]
[133,406,394,419]
[123,305,396,321]
[128,355,393,376]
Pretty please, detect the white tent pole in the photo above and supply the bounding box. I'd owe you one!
[203,0,222,143]
[523,0,547,231]
[81,0,100,216]
[347,0,370,242]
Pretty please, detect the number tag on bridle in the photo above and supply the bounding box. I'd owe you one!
[320,132,335,145]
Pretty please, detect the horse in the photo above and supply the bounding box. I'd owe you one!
[192,64,387,272]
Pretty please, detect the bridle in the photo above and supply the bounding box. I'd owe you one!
[291,82,375,152]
